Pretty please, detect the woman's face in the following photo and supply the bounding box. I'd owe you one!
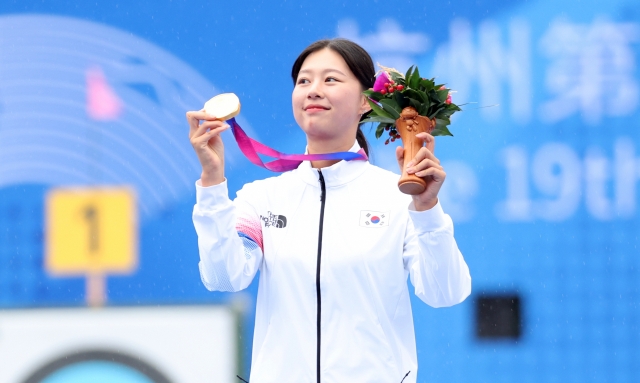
[292,48,369,145]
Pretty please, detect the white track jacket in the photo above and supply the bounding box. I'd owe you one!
[193,143,471,383]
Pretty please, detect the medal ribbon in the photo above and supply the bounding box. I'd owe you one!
[228,117,368,172]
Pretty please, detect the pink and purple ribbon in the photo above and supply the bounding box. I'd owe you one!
[228,118,368,172]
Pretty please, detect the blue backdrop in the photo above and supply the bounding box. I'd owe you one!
[1,0,639,381]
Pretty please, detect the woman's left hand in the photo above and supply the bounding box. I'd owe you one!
[395,132,446,211]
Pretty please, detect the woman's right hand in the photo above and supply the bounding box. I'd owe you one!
[186,110,230,187]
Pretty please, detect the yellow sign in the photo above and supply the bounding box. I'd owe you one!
[45,187,138,276]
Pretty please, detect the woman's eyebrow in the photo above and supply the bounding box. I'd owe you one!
[298,68,347,76]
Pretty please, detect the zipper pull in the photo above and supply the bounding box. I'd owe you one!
[317,169,326,203]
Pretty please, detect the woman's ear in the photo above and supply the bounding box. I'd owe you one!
[359,94,372,115]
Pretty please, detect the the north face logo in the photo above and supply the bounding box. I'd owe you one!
[260,211,287,228]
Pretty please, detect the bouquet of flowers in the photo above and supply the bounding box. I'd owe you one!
[362,65,461,144]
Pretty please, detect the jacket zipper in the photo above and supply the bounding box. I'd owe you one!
[316,169,326,383]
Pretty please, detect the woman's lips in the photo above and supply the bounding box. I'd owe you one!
[304,105,330,113]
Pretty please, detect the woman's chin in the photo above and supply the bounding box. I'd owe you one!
[300,121,333,137]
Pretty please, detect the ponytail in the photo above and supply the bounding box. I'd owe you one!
[355,128,369,157]
[356,110,372,157]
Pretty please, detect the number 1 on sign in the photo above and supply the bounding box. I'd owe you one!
[82,204,100,253]
[82,203,106,307]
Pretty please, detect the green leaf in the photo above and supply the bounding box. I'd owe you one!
[428,89,440,103]
[435,108,456,119]
[436,88,449,103]
[446,103,462,111]
[432,124,453,137]
[409,66,421,89]
[405,65,414,81]
[404,89,426,103]
[431,118,453,136]
[419,103,430,116]
[367,99,394,119]
[363,90,384,101]
[407,97,422,111]
[393,91,409,110]
[435,117,451,127]
[361,116,396,124]
[429,106,445,119]
[420,78,435,91]
[375,124,385,139]
[389,71,404,83]
[417,90,431,105]
[379,99,401,119]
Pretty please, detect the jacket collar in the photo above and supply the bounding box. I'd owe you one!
[294,141,369,187]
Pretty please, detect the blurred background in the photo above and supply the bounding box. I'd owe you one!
[0,0,639,382]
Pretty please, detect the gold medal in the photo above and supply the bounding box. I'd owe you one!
[203,93,241,121]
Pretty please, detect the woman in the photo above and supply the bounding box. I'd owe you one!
[187,39,471,383]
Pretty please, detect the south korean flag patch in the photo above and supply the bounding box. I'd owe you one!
[359,210,389,227]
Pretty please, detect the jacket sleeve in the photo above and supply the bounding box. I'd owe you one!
[192,180,263,292]
[402,201,471,308]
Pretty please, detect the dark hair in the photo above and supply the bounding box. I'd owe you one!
[291,38,375,156]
